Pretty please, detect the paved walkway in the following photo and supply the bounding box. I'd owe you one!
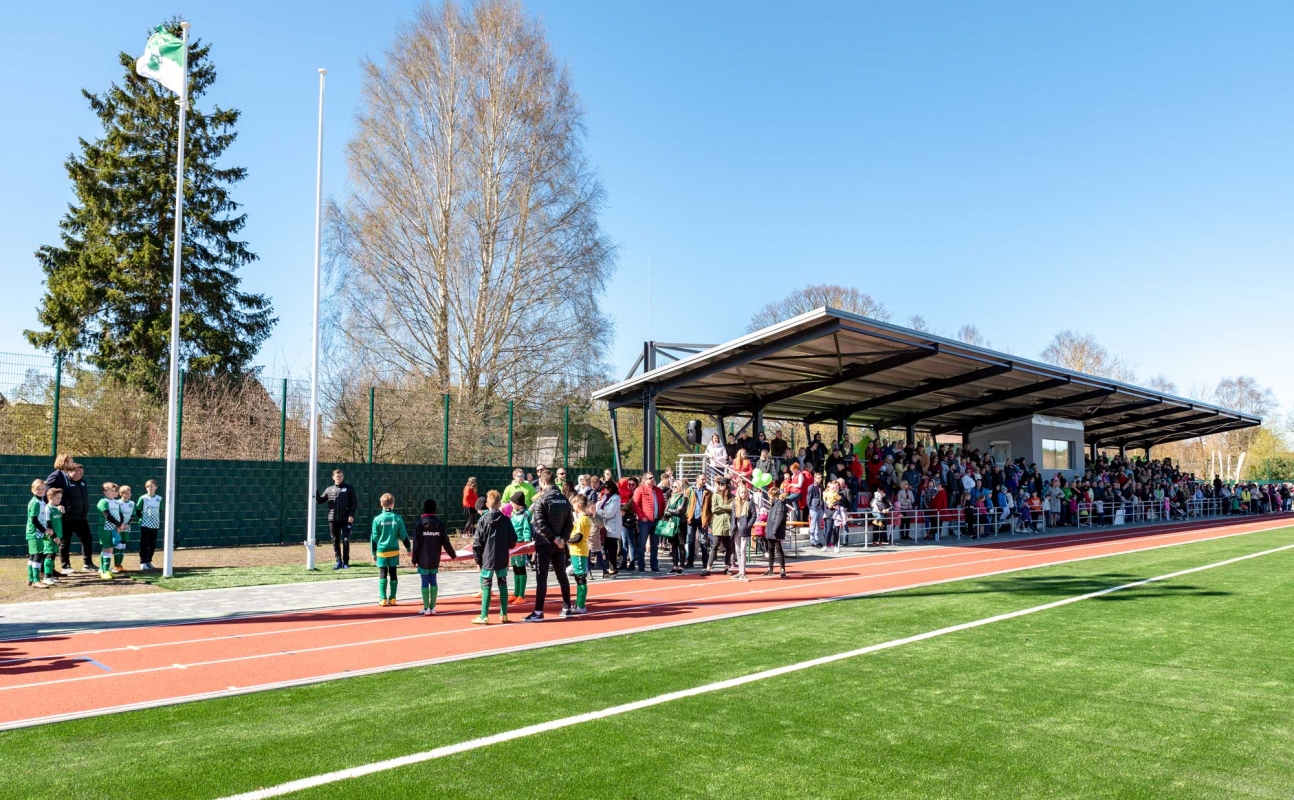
[0,516,1261,642]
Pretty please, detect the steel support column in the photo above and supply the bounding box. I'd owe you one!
[642,387,657,476]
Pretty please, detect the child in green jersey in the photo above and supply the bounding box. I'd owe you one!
[136,479,163,571]
[568,493,593,614]
[371,493,410,606]
[472,490,518,625]
[25,479,51,588]
[43,486,64,586]
[95,483,122,580]
[114,485,134,572]
[507,491,534,601]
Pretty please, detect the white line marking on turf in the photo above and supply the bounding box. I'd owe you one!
[3,521,1289,732]
[0,521,1286,694]
[214,540,1294,800]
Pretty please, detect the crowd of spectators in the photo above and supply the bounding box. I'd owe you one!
[704,430,1293,544]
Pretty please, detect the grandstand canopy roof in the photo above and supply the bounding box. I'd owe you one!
[591,308,1262,448]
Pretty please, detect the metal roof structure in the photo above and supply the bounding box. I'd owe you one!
[593,308,1261,453]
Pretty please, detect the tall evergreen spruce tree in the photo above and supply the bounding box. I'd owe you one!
[27,21,274,393]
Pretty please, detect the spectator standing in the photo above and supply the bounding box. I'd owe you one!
[594,481,623,579]
[47,456,92,573]
[462,477,480,533]
[502,468,536,507]
[705,433,729,471]
[316,469,357,570]
[631,473,666,573]
[685,474,712,568]
[525,471,574,621]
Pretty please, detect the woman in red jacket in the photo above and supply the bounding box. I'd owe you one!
[462,477,480,532]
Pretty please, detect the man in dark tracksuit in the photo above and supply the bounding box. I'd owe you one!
[316,469,358,569]
[523,473,573,621]
[48,463,92,572]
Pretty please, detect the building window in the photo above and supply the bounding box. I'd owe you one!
[990,441,1012,465]
[1042,439,1072,471]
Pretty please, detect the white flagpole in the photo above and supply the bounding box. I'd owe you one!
[161,21,191,579]
[306,68,326,571]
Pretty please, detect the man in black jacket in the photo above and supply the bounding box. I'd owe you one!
[524,470,573,621]
[48,460,92,572]
[411,498,456,616]
[316,469,357,570]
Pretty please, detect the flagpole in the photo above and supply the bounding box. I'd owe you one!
[161,21,190,579]
[306,67,326,571]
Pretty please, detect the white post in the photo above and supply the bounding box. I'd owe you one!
[305,68,326,570]
[161,21,191,579]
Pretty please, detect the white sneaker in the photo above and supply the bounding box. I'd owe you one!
[41,579,56,586]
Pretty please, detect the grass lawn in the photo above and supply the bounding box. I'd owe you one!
[2,526,1291,800]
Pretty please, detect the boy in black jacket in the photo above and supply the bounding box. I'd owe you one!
[411,499,456,616]
[472,490,518,625]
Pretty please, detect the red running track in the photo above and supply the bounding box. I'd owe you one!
[0,515,1288,730]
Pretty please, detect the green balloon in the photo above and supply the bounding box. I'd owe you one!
[754,473,773,489]
[752,468,765,483]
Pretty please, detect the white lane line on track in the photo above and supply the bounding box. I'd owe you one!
[5,516,1258,646]
[2,516,1269,661]
[213,539,1294,800]
[5,522,1289,732]
[1,519,1288,703]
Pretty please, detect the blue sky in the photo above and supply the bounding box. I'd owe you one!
[1,1,1290,413]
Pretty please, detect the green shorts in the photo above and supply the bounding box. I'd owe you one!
[98,529,115,549]
[26,537,41,556]
[571,555,589,577]
[417,567,438,576]
[479,568,506,579]
[375,555,401,568]
[42,536,58,556]
[509,554,528,569]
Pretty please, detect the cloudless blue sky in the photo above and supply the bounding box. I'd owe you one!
[1,1,1291,412]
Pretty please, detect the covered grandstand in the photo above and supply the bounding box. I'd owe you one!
[592,307,1262,475]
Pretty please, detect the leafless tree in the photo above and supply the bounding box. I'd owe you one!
[747,284,890,332]
[955,324,989,348]
[329,0,615,410]
[1039,330,1136,382]
[907,314,930,333]
[1145,375,1177,395]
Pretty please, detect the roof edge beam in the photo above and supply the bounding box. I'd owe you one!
[1086,407,1207,434]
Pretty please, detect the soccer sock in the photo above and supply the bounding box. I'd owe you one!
[27,558,37,583]
[43,557,53,578]
[421,586,430,609]
[480,577,492,618]
[429,586,438,610]
[576,583,587,608]
[102,552,113,574]
[114,550,123,567]
[379,577,387,602]
[499,583,508,617]
[388,576,397,600]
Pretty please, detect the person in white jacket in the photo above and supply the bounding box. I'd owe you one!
[705,433,729,470]
[594,481,623,579]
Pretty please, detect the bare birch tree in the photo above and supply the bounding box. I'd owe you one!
[747,284,890,332]
[329,0,614,408]
[1039,330,1136,382]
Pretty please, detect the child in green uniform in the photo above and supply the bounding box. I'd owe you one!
[114,485,134,572]
[43,487,64,586]
[371,493,410,606]
[472,490,518,625]
[568,494,592,614]
[96,483,122,580]
[25,479,51,588]
[411,498,456,616]
[507,491,533,601]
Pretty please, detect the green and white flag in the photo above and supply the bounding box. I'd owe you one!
[135,27,186,95]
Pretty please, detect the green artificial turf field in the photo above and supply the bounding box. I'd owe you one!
[3,526,1292,800]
